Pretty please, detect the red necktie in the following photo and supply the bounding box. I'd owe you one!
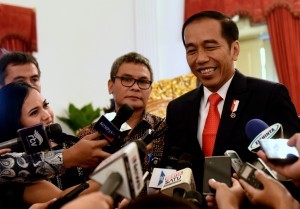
[202,93,222,156]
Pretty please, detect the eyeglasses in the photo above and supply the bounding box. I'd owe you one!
[113,76,152,90]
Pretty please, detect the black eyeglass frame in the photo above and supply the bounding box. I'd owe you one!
[113,76,152,90]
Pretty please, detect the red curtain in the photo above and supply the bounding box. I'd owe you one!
[184,0,300,22]
[0,4,37,53]
[184,0,300,114]
[266,7,300,114]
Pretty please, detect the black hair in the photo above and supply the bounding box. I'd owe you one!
[0,82,33,141]
[0,51,41,85]
[110,52,153,81]
[182,10,239,47]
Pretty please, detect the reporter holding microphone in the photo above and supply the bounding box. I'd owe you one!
[0,82,109,209]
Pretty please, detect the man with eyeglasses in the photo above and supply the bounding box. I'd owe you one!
[77,52,166,176]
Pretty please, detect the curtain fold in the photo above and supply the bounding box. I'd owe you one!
[266,7,300,114]
[0,4,37,53]
[184,0,300,23]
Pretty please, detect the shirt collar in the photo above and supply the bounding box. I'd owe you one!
[203,72,235,106]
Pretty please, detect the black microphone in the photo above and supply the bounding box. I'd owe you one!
[176,153,193,170]
[94,104,134,152]
[47,182,89,209]
[0,123,62,154]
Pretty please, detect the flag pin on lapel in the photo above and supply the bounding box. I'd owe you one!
[230,99,239,118]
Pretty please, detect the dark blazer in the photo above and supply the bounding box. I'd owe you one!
[163,70,300,192]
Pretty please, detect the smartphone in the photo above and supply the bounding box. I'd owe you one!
[252,158,277,179]
[238,162,263,189]
[259,138,299,165]
[224,150,243,173]
[202,156,232,195]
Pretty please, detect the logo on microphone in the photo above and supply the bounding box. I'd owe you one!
[27,130,44,146]
[94,115,121,142]
[248,123,282,152]
[158,171,165,186]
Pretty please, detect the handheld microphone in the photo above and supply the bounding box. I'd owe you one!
[90,140,146,200]
[0,123,62,154]
[94,104,134,153]
[148,146,182,190]
[160,167,196,197]
[245,119,283,153]
[94,103,133,142]
[47,182,89,209]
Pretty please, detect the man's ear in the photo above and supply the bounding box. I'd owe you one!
[232,40,240,61]
[108,79,113,94]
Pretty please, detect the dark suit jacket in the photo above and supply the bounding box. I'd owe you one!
[163,70,300,193]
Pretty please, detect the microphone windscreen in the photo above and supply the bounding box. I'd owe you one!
[245,119,269,141]
[177,153,193,170]
[112,104,134,128]
[165,146,182,169]
[46,123,63,139]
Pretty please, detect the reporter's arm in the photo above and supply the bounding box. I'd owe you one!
[62,132,110,168]
[207,177,244,209]
[257,133,300,186]
[239,170,299,209]
[0,148,11,155]
[0,150,65,183]
[29,199,57,209]
[61,192,113,209]
[23,180,62,205]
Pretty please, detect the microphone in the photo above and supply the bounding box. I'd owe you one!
[148,146,182,190]
[90,140,146,200]
[47,182,89,209]
[0,123,62,154]
[160,167,196,197]
[161,152,196,197]
[176,153,193,170]
[94,104,134,152]
[245,118,283,153]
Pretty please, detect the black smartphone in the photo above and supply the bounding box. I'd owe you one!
[238,162,263,189]
[202,156,232,195]
[259,138,299,165]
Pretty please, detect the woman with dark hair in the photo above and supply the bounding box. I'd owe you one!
[0,82,108,208]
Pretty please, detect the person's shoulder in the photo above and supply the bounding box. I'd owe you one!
[144,112,165,126]
[235,70,283,89]
[169,87,201,104]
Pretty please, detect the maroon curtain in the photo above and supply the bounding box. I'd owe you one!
[184,0,300,114]
[184,0,300,22]
[0,4,37,53]
[266,7,300,114]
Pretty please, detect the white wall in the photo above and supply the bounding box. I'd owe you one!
[0,0,189,133]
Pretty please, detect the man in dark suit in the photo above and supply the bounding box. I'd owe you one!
[162,10,300,207]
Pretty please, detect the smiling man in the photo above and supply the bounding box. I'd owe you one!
[162,10,300,202]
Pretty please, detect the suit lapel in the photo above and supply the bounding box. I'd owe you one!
[183,87,203,147]
[214,71,250,154]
